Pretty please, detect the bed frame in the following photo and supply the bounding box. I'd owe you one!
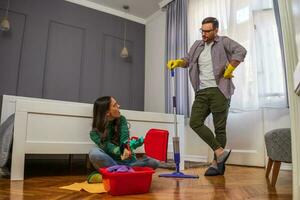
[0,95,185,180]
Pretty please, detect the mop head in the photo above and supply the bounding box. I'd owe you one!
[87,171,102,183]
[159,172,199,179]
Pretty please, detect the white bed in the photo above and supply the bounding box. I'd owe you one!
[0,95,185,180]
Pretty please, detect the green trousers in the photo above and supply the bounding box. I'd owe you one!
[189,87,230,151]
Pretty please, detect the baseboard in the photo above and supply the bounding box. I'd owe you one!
[184,155,208,163]
[26,154,87,160]
[280,163,292,171]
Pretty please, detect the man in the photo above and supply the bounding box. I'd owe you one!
[167,17,247,176]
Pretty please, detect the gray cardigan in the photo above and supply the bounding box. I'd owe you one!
[182,36,247,99]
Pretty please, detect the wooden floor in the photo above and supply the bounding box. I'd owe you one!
[0,159,292,200]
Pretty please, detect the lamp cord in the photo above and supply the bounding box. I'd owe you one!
[122,5,129,48]
[123,20,127,47]
[5,0,10,17]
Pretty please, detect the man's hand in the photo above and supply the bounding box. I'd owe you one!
[167,59,185,70]
[223,63,235,78]
[120,148,131,160]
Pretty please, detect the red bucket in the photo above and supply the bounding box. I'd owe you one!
[99,166,155,196]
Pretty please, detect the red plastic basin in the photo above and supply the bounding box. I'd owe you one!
[99,166,155,196]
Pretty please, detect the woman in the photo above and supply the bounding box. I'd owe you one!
[89,96,159,170]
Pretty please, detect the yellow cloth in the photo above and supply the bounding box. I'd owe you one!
[223,63,235,78]
[60,181,107,194]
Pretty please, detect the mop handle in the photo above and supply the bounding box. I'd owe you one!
[171,69,178,138]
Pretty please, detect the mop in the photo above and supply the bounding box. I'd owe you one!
[159,69,199,179]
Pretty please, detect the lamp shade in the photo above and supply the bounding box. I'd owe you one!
[120,46,129,58]
[120,5,130,58]
[0,16,10,31]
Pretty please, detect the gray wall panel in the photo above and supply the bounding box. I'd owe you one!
[129,23,145,110]
[0,0,145,110]
[43,21,85,101]
[101,34,133,109]
[0,11,25,96]
[16,5,50,98]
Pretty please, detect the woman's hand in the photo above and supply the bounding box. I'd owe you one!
[120,148,132,160]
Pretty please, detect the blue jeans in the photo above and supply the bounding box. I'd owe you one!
[89,147,160,170]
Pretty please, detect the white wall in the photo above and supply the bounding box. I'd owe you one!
[290,0,300,198]
[144,10,166,113]
[292,0,300,94]
[292,0,300,56]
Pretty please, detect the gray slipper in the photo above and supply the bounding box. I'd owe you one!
[217,150,232,175]
[204,165,222,176]
[217,150,232,164]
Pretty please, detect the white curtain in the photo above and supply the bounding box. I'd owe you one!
[188,0,288,111]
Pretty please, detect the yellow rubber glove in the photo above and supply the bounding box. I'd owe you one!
[223,63,235,78]
[167,59,185,70]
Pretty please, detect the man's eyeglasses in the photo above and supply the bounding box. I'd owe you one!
[199,28,214,34]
